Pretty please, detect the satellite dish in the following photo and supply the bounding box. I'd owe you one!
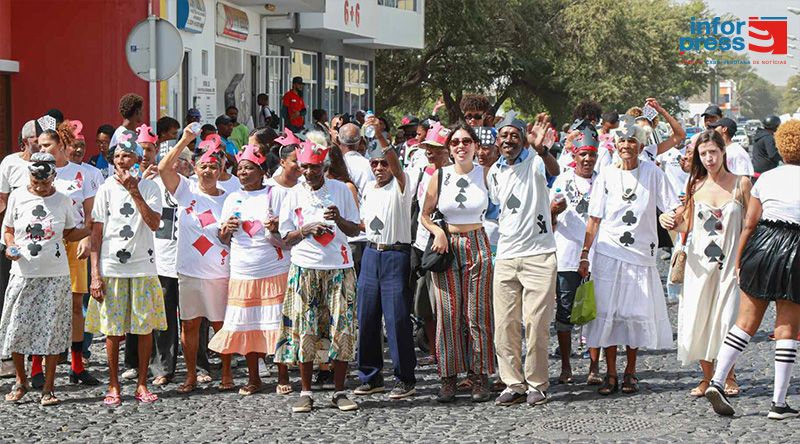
[125,17,184,81]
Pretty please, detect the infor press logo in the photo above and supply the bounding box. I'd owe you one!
[680,16,787,55]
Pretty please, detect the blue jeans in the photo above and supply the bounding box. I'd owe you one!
[356,246,417,384]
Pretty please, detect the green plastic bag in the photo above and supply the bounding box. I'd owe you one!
[570,279,596,325]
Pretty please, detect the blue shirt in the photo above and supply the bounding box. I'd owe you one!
[222,137,238,155]
[497,147,531,169]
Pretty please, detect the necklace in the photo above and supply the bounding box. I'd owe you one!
[572,173,594,196]
[620,164,641,202]
[302,180,331,209]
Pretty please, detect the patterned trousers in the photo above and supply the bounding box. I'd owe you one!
[431,228,495,378]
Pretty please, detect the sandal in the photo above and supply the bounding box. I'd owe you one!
[621,373,639,394]
[152,375,171,386]
[176,382,197,394]
[238,383,264,396]
[4,383,29,402]
[134,390,158,403]
[558,369,574,384]
[690,379,710,397]
[103,391,122,407]
[218,380,236,392]
[724,376,740,397]
[276,384,293,395]
[598,375,618,396]
[587,372,603,386]
[40,392,60,406]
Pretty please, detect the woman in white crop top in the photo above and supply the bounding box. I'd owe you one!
[420,124,495,403]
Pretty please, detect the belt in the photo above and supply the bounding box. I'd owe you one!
[367,242,411,252]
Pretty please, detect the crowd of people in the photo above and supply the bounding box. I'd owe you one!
[0,91,797,421]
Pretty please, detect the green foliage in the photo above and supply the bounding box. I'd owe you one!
[376,0,712,122]
[780,75,800,115]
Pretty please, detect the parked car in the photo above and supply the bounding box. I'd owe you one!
[732,128,750,150]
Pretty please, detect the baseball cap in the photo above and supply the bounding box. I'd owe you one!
[292,76,303,84]
[187,108,201,119]
[708,117,737,135]
[701,105,723,118]
[398,115,420,129]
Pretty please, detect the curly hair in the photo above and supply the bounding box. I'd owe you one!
[626,106,643,118]
[119,93,144,119]
[460,94,491,113]
[774,119,800,164]
[572,101,602,122]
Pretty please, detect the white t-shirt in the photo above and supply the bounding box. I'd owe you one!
[487,151,557,260]
[54,162,96,227]
[81,163,105,198]
[153,177,179,278]
[192,174,241,195]
[219,187,284,280]
[0,153,31,194]
[172,176,230,279]
[588,161,678,267]
[725,142,754,176]
[551,169,596,272]
[263,178,294,273]
[411,165,436,251]
[343,151,373,244]
[3,188,76,277]
[278,179,360,270]
[751,164,800,224]
[93,178,162,277]
[657,147,689,198]
[361,173,413,245]
[437,165,488,225]
[405,146,427,173]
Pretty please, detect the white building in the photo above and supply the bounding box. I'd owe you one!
[162,0,425,127]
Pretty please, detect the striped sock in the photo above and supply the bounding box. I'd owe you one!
[773,339,797,408]
[712,325,751,386]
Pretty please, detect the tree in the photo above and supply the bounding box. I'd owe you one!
[779,75,800,114]
[376,0,712,123]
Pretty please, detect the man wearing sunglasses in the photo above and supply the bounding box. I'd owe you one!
[353,139,417,400]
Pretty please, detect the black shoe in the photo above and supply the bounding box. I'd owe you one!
[312,370,334,391]
[354,377,385,395]
[69,369,100,386]
[768,402,800,420]
[31,372,44,390]
[389,381,416,400]
[705,382,735,416]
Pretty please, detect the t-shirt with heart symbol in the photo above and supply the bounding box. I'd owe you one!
[2,187,76,277]
[278,178,360,270]
[55,161,97,228]
[219,186,283,280]
[92,178,162,277]
[172,176,230,279]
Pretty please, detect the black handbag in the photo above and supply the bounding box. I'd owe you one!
[420,169,453,272]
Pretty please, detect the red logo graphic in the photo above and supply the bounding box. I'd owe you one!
[748,17,787,54]
[341,245,349,264]
[344,0,360,27]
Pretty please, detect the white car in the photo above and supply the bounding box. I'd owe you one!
[732,128,749,150]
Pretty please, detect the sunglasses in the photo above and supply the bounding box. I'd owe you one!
[370,159,389,167]
[449,138,474,147]
[464,113,484,121]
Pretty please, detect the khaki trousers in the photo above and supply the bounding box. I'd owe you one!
[493,252,557,393]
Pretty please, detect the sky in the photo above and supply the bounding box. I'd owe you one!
[686,0,798,86]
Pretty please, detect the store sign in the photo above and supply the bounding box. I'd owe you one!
[216,3,249,41]
[343,0,361,28]
[196,76,217,124]
[177,0,206,33]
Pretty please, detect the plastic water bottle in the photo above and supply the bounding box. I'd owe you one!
[363,110,376,138]
[130,163,140,178]
[7,246,20,257]
[233,199,242,219]
[553,188,566,203]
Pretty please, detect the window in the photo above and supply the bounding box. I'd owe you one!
[323,56,340,116]
[290,49,318,125]
[378,0,416,11]
[201,50,208,76]
[215,44,242,118]
[344,58,369,114]
[265,45,286,113]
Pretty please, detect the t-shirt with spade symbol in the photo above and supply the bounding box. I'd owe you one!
[587,160,678,267]
[436,164,489,225]
[92,178,162,277]
[278,178,360,270]
[550,169,597,272]
[360,172,413,245]
[2,187,77,277]
[172,176,230,280]
[219,186,284,280]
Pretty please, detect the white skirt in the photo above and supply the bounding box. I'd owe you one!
[178,274,229,322]
[584,253,673,350]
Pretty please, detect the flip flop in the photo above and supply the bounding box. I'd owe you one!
[40,392,60,406]
[103,391,122,407]
[134,390,158,403]
[218,380,236,392]
[587,372,603,386]
[558,370,574,384]
[276,384,293,395]
[238,384,264,396]
[621,373,639,394]
[176,382,197,394]
[4,383,29,402]
[152,376,171,386]
[197,373,213,384]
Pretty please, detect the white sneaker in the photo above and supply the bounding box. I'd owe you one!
[121,368,139,380]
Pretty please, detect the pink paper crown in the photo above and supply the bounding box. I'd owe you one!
[423,122,451,147]
[198,134,221,152]
[275,128,302,146]
[136,124,158,144]
[236,144,266,165]
[70,120,84,141]
[295,140,329,165]
[198,146,223,164]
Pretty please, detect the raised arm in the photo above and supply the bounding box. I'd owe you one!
[158,126,196,194]
[648,98,686,156]
[527,113,560,177]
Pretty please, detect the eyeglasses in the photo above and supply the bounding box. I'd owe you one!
[370,159,389,167]
[449,138,474,147]
[464,113,484,121]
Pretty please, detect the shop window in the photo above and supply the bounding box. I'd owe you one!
[290,49,318,124]
[323,56,340,116]
[344,58,369,114]
[378,0,416,11]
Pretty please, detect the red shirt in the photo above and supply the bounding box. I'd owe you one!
[282,90,305,128]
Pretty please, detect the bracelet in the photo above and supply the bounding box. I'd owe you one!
[581,247,590,253]
[579,259,590,264]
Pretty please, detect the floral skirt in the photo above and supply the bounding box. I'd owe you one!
[85,276,167,336]
[0,275,72,356]
[274,265,357,364]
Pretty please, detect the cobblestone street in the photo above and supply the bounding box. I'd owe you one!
[0,259,797,443]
